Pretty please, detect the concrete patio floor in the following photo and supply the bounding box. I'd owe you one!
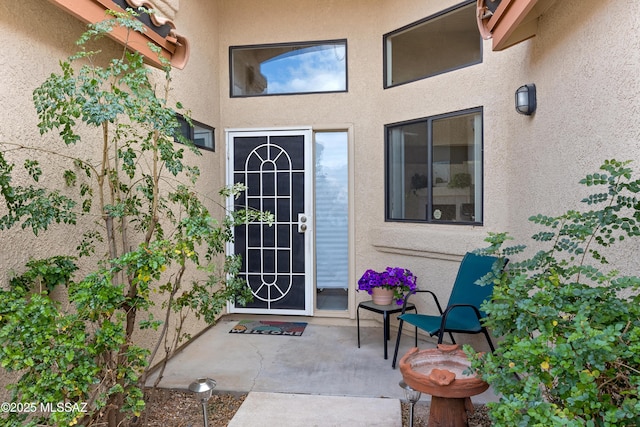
[146,314,498,426]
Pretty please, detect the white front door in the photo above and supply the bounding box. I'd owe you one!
[227,129,313,315]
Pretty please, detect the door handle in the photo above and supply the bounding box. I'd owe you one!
[298,213,308,233]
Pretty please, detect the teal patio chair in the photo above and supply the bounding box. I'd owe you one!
[391,252,506,368]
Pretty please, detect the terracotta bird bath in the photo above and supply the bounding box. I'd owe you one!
[399,344,489,427]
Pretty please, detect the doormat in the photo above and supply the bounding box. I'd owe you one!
[229,320,307,337]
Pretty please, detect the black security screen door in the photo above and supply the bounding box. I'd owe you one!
[228,130,312,314]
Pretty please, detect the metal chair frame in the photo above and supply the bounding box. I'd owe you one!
[391,252,505,368]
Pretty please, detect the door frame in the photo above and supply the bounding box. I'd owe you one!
[225,127,315,316]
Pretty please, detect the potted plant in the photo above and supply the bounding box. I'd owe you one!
[358,267,417,305]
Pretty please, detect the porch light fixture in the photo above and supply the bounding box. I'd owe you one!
[515,83,536,115]
[189,377,216,427]
[399,380,422,427]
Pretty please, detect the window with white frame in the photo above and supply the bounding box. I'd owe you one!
[230,40,347,97]
[386,108,483,224]
[384,1,481,88]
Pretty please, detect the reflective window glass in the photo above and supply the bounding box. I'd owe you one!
[384,2,481,87]
[231,40,347,97]
[176,115,215,151]
[315,131,349,311]
[386,108,482,224]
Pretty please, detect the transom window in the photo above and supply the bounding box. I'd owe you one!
[384,1,481,88]
[386,108,483,224]
[230,40,347,97]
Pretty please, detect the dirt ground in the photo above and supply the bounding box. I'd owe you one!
[139,388,492,426]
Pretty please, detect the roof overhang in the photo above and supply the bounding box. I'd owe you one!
[47,0,189,69]
[476,0,557,51]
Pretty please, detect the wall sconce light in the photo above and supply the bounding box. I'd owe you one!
[515,83,536,115]
[189,377,216,427]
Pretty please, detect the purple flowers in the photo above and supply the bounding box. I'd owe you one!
[357,267,417,305]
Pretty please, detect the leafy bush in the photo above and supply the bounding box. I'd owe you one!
[0,9,269,427]
[470,159,640,426]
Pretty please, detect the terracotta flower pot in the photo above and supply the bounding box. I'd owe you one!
[371,287,394,305]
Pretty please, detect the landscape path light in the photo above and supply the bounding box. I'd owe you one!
[188,377,216,427]
[399,380,422,427]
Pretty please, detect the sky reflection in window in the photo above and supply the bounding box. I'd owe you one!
[231,41,347,96]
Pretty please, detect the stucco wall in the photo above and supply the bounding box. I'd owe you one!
[215,0,514,315]
[1,0,640,393]
[141,0,225,354]
[215,0,640,348]
[0,0,221,397]
[387,0,640,343]
[0,0,84,402]
[507,0,640,243]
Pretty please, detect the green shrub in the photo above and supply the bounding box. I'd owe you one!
[0,9,269,426]
[471,159,640,426]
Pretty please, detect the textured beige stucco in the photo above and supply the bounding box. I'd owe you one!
[215,0,640,346]
[1,0,640,397]
[0,0,220,398]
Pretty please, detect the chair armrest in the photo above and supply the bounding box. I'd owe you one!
[437,303,484,337]
[400,289,444,315]
[442,303,484,321]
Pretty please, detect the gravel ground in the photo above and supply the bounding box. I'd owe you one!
[401,401,491,427]
[139,389,246,427]
[139,388,491,426]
